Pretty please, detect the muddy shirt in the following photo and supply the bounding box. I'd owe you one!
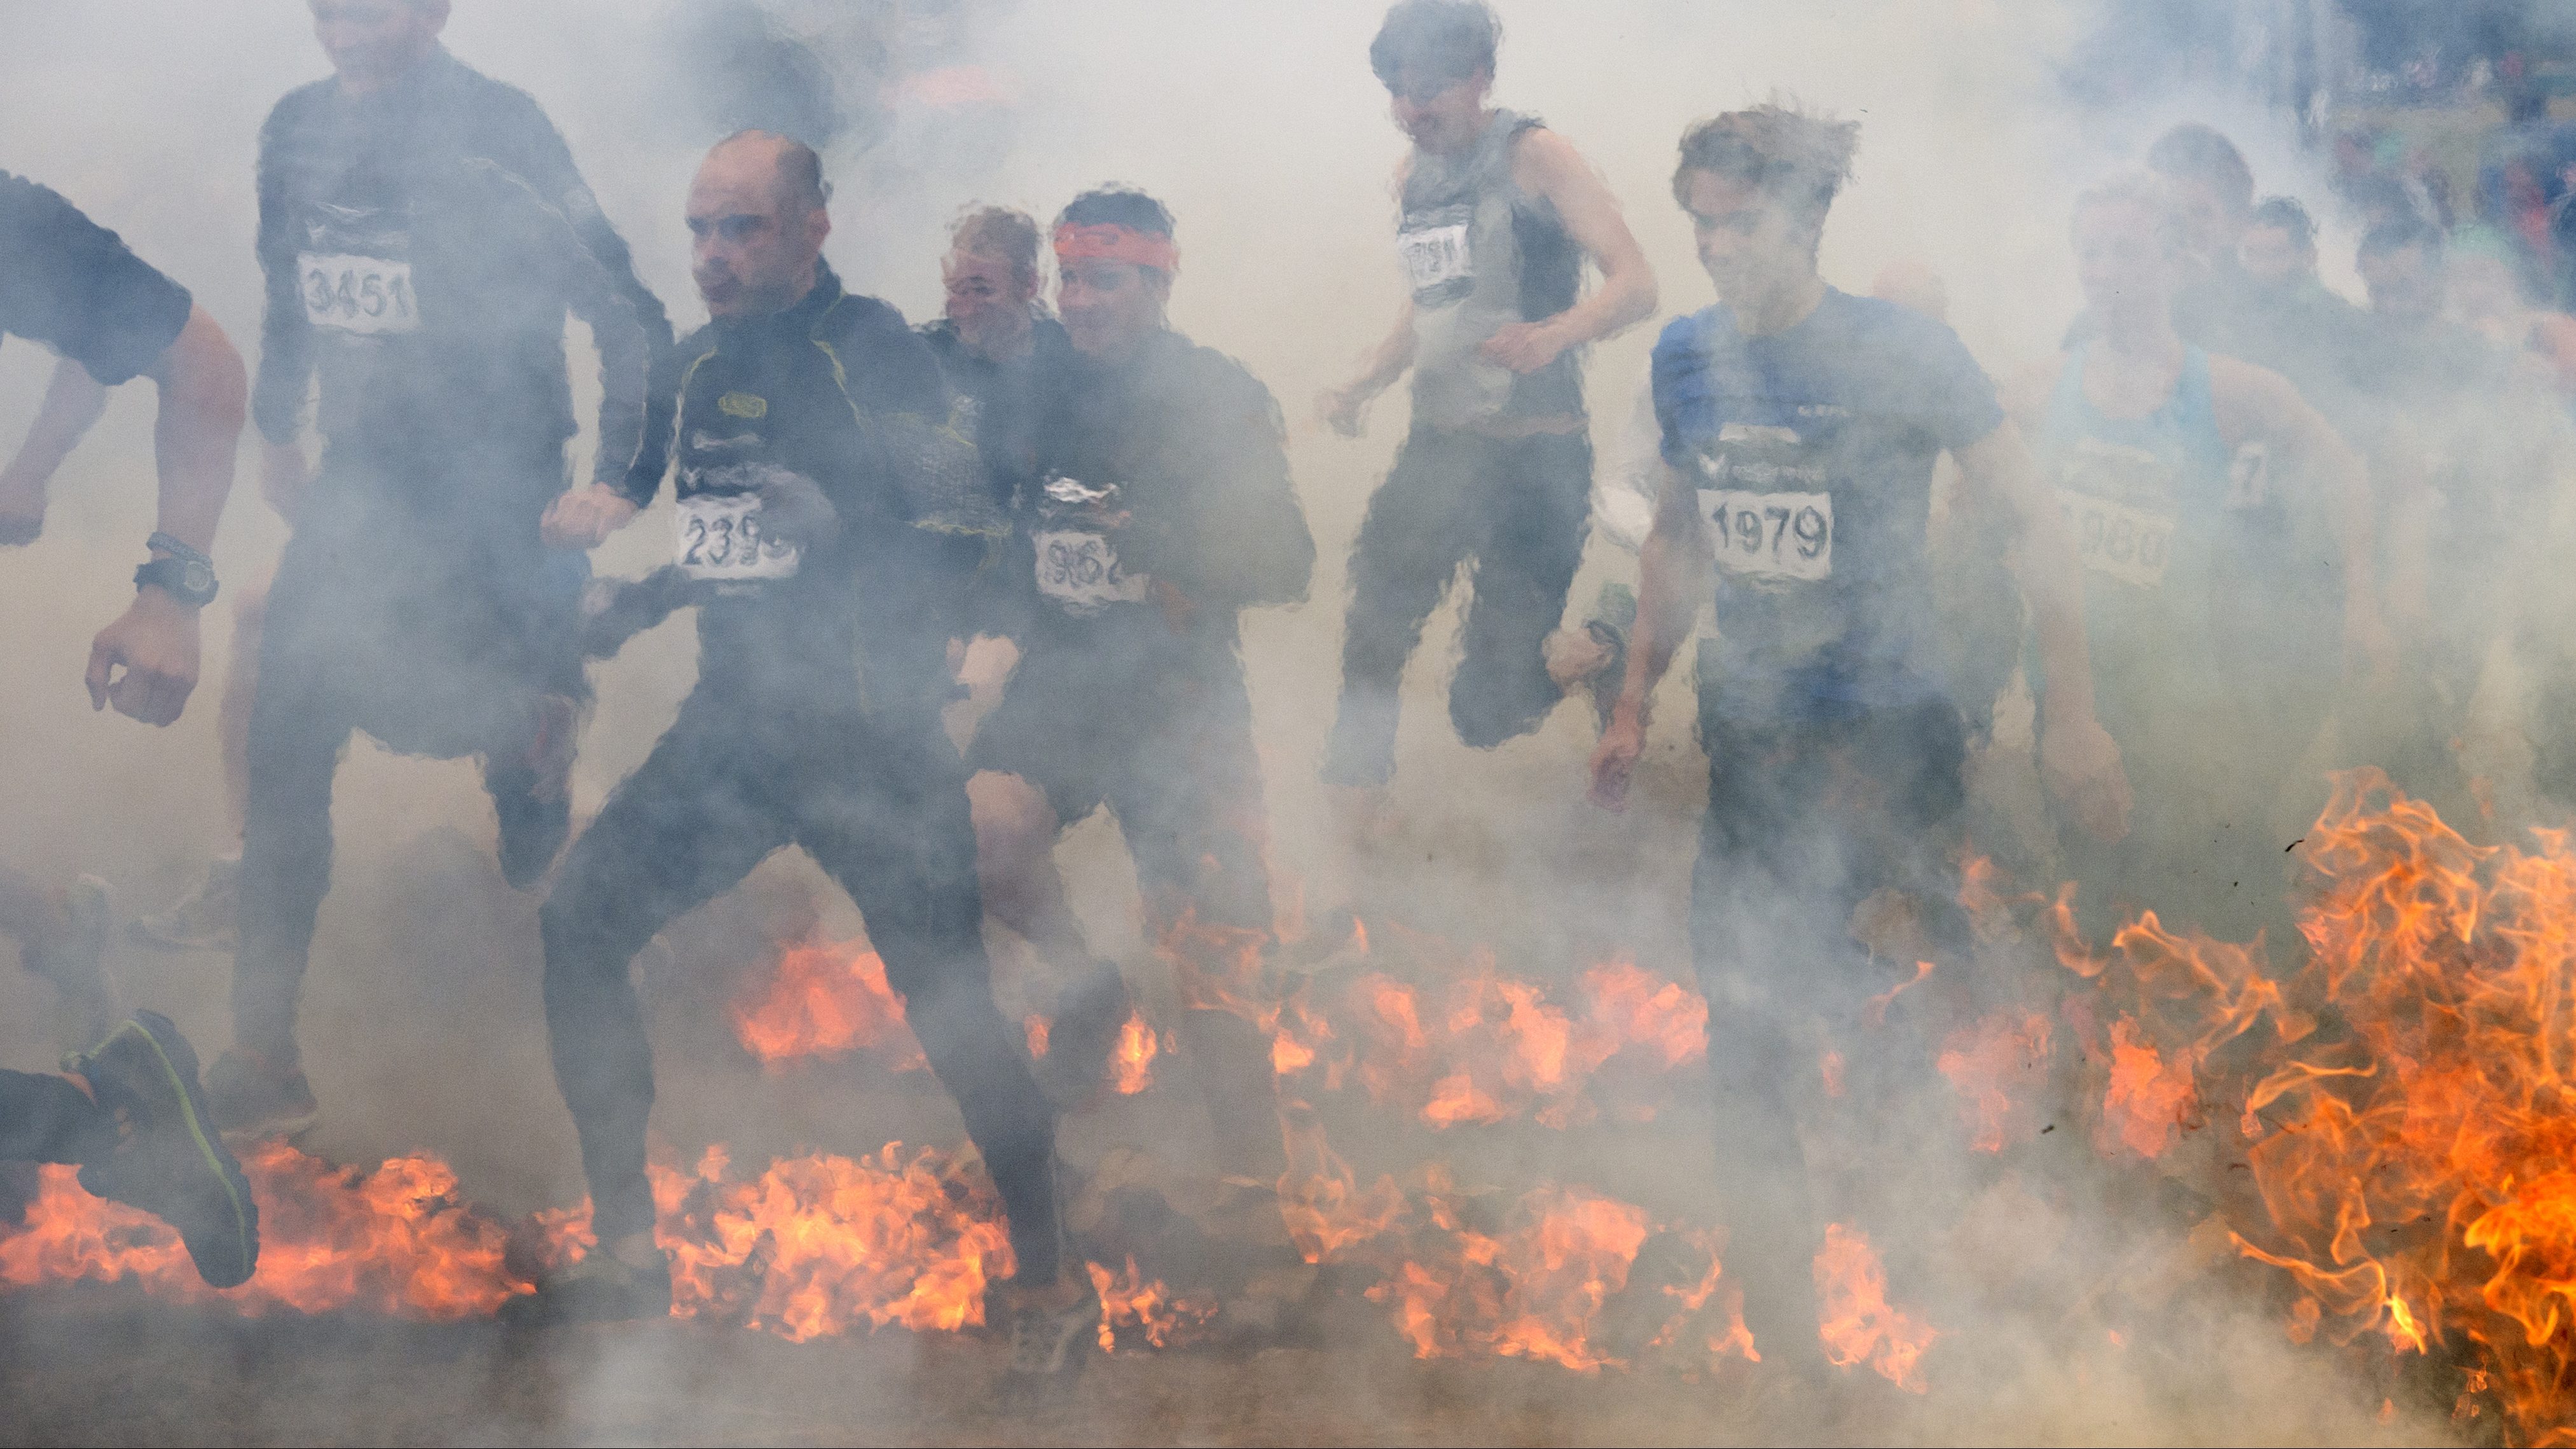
[0,170,192,386]
[1002,328,1312,680]
[254,47,672,498]
[661,267,990,719]
[1653,288,2001,723]
[1401,108,1583,432]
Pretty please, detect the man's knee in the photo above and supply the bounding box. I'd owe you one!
[969,770,1058,886]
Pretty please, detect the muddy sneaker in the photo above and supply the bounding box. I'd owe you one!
[131,856,239,954]
[66,1011,260,1289]
[203,1048,319,1139]
[1000,1269,1102,1390]
[25,876,116,1053]
[500,1245,673,1326]
[1036,962,1131,1109]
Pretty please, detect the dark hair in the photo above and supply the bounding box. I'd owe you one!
[2358,215,2444,265]
[1671,102,1859,237]
[1368,0,1500,90]
[2248,195,2316,252]
[2146,122,2253,217]
[950,205,1042,289]
[1056,186,1174,238]
[715,128,830,212]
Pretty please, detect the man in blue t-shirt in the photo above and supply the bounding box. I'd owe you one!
[1587,105,2130,1381]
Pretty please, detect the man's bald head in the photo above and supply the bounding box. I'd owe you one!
[706,130,829,217]
[689,131,832,318]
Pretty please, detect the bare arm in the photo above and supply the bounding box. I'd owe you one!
[1500,128,1657,367]
[141,305,246,555]
[1319,300,1419,437]
[0,356,111,545]
[2207,356,2388,674]
[83,305,247,726]
[1954,419,2132,841]
[1587,456,1707,809]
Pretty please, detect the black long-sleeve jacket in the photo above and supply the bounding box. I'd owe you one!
[661,265,995,721]
[254,47,673,497]
[1000,328,1314,658]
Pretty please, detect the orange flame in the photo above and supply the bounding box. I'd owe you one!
[1110,1011,1160,1095]
[0,1140,521,1317]
[1814,1223,1938,1392]
[1934,1009,2053,1153]
[729,936,925,1072]
[1089,1254,1215,1352]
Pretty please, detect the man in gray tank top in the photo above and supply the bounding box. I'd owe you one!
[1318,0,1656,819]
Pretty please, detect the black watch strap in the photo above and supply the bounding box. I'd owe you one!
[135,556,218,609]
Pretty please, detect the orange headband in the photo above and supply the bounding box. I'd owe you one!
[1052,223,1178,274]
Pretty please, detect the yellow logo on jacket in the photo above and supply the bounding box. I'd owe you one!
[717,391,768,420]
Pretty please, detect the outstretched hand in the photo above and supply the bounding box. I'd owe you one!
[540,482,641,550]
[2041,713,2132,845]
[1588,702,1646,812]
[86,590,200,726]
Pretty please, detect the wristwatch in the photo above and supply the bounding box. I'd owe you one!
[134,531,218,608]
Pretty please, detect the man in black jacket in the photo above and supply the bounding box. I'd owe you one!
[214,0,675,1135]
[967,188,1316,1206]
[512,137,1085,1384]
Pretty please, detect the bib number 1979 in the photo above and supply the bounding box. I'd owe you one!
[1698,489,1833,582]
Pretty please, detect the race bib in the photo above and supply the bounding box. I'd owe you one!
[2056,489,2175,588]
[1699,489,1834,582]
[1033,529,1150,614]
[298,253,418,335]
[1397,223,1473,295]
[675,493,799,582]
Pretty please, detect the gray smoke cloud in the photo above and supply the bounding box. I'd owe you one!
[0,0,2530,1441]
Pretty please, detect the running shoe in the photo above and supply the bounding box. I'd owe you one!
[1000,1268,1102,1387]
[500,1244,673,1326]
[25,876,115,1053]
[131,856,239,954]
[203,1047,320,1139]
[65,1011,260,1289]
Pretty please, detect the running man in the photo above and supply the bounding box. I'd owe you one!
[212,0,674,1135]
[0,169,259,1286]
[1319,0,1655,810]
[513,137,1088,1384]
[2016,171,2384,943]
[1587,105,2128,1381]
[966,189,1315,1205]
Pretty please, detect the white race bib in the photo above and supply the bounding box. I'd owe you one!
[1034,529,1150,614]
[675,493,799,582]
[2056,489,2175,589]
[298,253,418,335]
[1699,489,1834,582]
[1397,223,1473,294]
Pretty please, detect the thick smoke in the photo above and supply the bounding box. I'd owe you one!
[0,0,2542,1441]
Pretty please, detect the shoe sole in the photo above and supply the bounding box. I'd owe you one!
[86,1013,260,1289]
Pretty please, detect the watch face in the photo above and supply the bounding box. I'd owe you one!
[183,562,214,595]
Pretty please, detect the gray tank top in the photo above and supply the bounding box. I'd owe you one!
[1399,108,1585,432]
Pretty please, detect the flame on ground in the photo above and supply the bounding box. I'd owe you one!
[1815,1223,1938,1393]
[731,936,925,1072]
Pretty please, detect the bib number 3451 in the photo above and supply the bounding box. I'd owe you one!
[675,493,799,582]
[298,253,417,335]
[1699,489,1833,582]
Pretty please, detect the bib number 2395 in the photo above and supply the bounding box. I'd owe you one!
[1699,489,1833,582]
[676,494,799,582]
[298,253,417,335]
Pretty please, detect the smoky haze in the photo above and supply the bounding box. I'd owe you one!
[0,0,2500,1443]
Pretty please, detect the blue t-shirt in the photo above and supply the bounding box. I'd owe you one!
[1651,288,2002,721]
